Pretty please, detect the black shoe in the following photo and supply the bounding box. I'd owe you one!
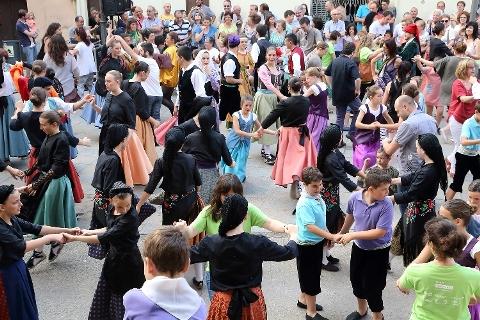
[326,255,339,264]
[292,209,296,215]
[306,313,330,320]
[49,242,64,261]
[261,149,266,158]
[346,133,353,142]
[192,277,203,290]
[387,262,391,271]
[322,262,339,272]
[345,311,368,320]
[297,301,323,311]
[264,154,275,165]
[26,251,46,269]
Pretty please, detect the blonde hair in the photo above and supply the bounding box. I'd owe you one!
[455,58,474,80]
[366,85,382,98]
[355,31,374,57]
[241,95,254,106]
[305,67,326,82]
[106,70,123,82]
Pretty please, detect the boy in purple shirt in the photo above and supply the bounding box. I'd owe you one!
[123,227,207,320]
[334,168,394,320]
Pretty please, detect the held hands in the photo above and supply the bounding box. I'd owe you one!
[173,219,188,232]
[173,105,179,117]
[48,233,67,244]
[79,137,91,147]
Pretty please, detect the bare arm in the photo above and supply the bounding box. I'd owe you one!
[461,136,480,146]
[411,244,433,264]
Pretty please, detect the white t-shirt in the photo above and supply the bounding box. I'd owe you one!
[309,82,328,95]
[359,103,384,117]
[74,42,96,76]
[369,21,390,37]
[137,56,163,97]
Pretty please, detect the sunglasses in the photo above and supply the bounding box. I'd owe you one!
[442,19,449,22]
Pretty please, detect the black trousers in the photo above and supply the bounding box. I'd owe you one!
[296,240,324,296]
[450,153,480,192]
[350,243,390,313]
[161,85,175,114]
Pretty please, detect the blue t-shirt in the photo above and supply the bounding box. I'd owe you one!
[458,115,480,155]
[16,20,31,47]
[355,5,370,32]
[191,25,217,46]
[295,192,327,244]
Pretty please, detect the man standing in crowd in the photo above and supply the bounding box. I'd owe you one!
[133,6,144,29]
[189,0,216,22]
[285,33,305,78]
[355,1,370,32]
[161,32,180,115]
[68,16,89,44]
[369,11,394,38]
[169,10,192,47]
[219,35,242,123]
[174,46,209,123]
[324,8,345,56]
[142,5,163,35]
[251,24,272,90]
[16,9,38,64]
[325,1,334,21]
[325,42,360,146]
[116,37,163,123]
[161,3,175,26]
[382,95,437,213]
[297,17,323,56]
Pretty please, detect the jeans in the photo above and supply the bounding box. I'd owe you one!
[204,270,214,300]
[77,73,95,97]
[22,45,37,64]
[148,95,163,121]
[335,98,360,138]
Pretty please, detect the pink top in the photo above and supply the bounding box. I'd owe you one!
[258,64,282,92]
[449,79,476,124]
[420,66,441,106]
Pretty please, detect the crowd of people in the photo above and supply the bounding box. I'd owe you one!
[1,0,480,319]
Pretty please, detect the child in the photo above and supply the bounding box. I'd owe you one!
[296,167,337,320]
[317,124,367,272]
[190,194,297,320]
[390,133,448,266]
[123,227,207,319]
[304,67,329,152]
[354,85,393,169]
[467,179,480,238]
[335,168,394,320]
[446,104,480,200]
[412,199,480,319]
[221,95,275,182]
[416,58,442,123]
[63,182,145,319]
[397,217,480,320]
[363,147,399,195]
[324,32,338,70]
[260,77,317,200]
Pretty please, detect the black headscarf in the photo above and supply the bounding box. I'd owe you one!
[198,106,218,157]
[104,124,129,152]
[317,124,342,173]
[218,194,248,237]
[163,127,186,180]
[0,185,15,204]
[418,133,448,195]
[109,181,133,198]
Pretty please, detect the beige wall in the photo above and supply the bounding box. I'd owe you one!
[27,0,77,38]
[392,0,473,20]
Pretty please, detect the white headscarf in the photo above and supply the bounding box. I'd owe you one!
[194,49,216,73]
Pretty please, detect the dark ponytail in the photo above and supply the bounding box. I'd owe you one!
[104,124,129,152]
[317,124,342,173]
[218,194,248,237]
[425,217,467,259]
[198,106,218,158]
[442,199,476,226]
[417,134,448,195]
[162,127,186,181]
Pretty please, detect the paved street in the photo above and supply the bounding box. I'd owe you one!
[2,106,461,320]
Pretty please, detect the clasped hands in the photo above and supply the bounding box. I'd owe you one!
[331,233,355,246]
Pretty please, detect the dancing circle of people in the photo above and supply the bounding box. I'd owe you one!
[1,1,480,319]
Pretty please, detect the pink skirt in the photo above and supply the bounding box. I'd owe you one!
[353,140,380,169]
[271,127,317,185]
[120,131,153,186]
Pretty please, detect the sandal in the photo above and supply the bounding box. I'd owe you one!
[264,154,275,165]
[192,277,203,290]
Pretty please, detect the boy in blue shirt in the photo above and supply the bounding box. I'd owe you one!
[446,104,480,200]
[295,167,336,320]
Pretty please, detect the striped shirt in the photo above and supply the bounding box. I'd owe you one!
[168,19,191,42]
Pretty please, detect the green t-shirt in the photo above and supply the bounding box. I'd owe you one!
[359,47,373,64]
[399,262,480,320]
[191,203,268,235]
[321,42,335,70]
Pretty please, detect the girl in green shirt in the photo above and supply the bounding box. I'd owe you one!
[175,174,290,297]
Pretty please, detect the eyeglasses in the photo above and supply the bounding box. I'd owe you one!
[442,19,449,22]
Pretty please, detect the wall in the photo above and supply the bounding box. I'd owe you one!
[27,0,77,38]
[131,0,306,21]
[392,0,473,20]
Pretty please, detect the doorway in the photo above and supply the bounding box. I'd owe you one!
[0,0,28,42]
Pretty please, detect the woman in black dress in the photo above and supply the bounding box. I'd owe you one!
[63,182,145,320]
[90,70,152,185]
[0,185,79,320]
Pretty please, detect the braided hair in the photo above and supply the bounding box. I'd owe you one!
[104,124,129,153]
[317,124,342,174]
[162,127,186,182]
[417,133,448,195]
[218,194,248,237]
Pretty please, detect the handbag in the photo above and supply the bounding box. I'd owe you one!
[154,116,178,145]
[390,219,404,256]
